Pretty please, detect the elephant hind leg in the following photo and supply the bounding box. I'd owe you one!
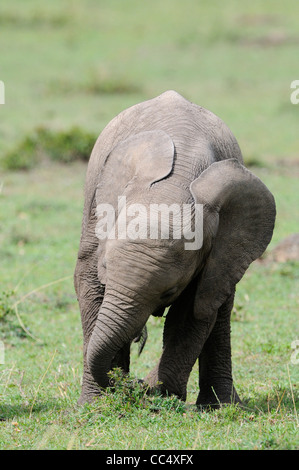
[145,284,217,401]
[196,290,242,409]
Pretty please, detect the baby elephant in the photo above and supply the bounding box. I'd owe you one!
[74,90,276,406]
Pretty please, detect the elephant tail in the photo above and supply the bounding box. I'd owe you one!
[134,325,148,356]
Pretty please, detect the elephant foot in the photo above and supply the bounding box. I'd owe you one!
[196,380,242,410]
[77,388,102,405]
[78,375,102,405]
[145,365,159,385]
[145,366,187,401]
[144,368,163,396]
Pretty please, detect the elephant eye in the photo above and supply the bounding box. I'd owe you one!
[160,286,178,300]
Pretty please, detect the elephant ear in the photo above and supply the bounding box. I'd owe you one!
[96,130,174,208]
[190,158,276,321]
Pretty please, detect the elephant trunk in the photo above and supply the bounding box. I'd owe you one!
[86,290,148,388]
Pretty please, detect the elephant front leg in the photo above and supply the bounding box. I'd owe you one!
[79,341,102,405]
[75,254,106,404]
[80,340,131,404]
[196,291,242,408]
[146,302,216,401]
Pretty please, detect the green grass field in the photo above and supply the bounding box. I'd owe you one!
[0,0,298,450]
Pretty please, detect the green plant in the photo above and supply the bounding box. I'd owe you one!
[1,127,97,170]
[35,127,96,164]
[0,290,15,322]
[91,368,187,418]
[0,289,28,340]
[1,136,39,170]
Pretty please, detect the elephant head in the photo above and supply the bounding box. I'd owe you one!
[84,129,276,392]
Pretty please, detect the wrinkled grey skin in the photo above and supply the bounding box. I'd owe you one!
[74,91,276,406]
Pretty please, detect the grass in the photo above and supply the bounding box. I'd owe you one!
[0,0,298,451]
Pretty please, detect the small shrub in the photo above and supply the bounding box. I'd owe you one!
[1,136,39,170]
[83,75,140,95]
[243,154,267,168]
[0,290,15,322]
[1,126,97,170]
[87,368,187,418]
[36,126,96,164]
[0,290,27,340]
